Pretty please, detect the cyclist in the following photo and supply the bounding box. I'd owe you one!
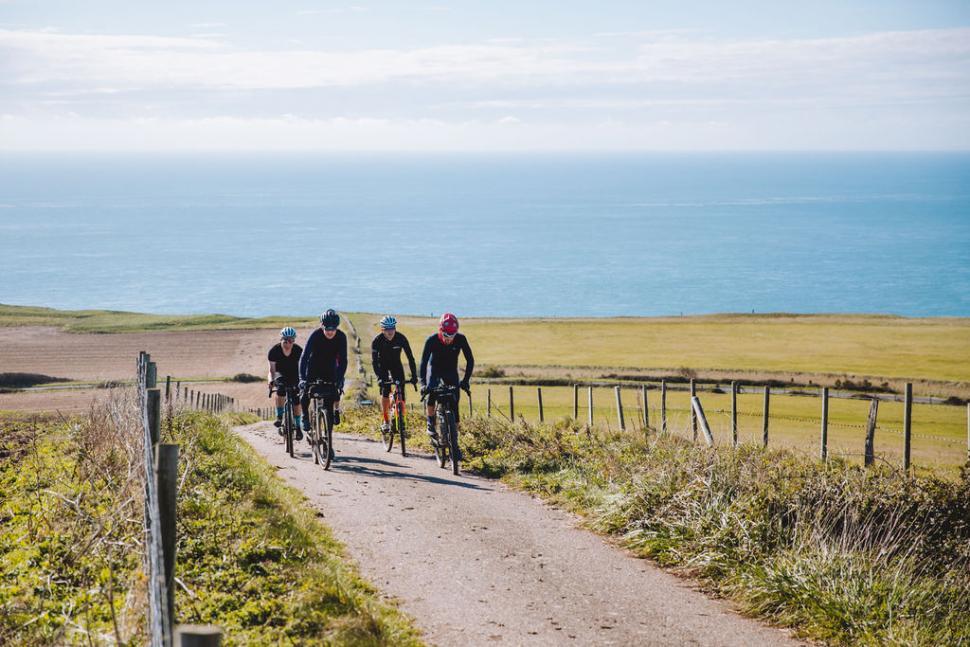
[267,327,304,440]
[419,312,474,444]
[371,315,418,436]
[299,309,348,438]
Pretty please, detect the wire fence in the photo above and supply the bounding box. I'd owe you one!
[467,380,970,473]
[137,352,224,647]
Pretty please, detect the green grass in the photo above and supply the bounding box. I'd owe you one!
[0,407,424,645]
[341,406,970,646]
[0,303,313,333]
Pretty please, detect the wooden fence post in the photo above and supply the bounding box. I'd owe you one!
[691,396,715,446]
[509,386,515,421]
[587,386,594,427]
[864,398,879,466]
[573,384,579,419]
[175,625,223,646]
[731,381,738,447]
[537,387,544,423]
[147,389,162,445]
[689,379,697,442]
[820,387,829,461]
[147,361,157,389]
[903,383,912,472]
[762,386,770,448]
[175,381,181,400]
[468,393,473,418]
[165,376,171,401]
[660,380,667,434]
[195,391,200,410]
[641,385,649,431]
[487,388,492,418]
[614,386,625,431]
[157,444,178,635]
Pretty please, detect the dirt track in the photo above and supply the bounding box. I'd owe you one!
[236,422,802,647]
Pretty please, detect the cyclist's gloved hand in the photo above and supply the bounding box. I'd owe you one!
[460,379,470,393]
[298,379,307,390]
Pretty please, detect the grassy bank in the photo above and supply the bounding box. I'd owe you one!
[0,304,307,333]
[0,404,423,645]
[340,406,970,645]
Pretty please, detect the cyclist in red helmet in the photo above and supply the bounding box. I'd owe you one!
[419,313,474,443]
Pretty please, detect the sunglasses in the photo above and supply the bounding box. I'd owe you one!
[282,338,295,343]
[324,327,337,332]
[441,331,456,340]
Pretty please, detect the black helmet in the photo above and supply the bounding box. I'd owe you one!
[320,309,340,329]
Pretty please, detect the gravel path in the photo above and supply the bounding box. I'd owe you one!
[236,421,802,646]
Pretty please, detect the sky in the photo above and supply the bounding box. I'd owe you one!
[1,1,969,151]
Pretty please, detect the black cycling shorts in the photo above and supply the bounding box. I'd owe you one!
[379,370,407,398]
[273,385,301,406]
[426,381,461,421]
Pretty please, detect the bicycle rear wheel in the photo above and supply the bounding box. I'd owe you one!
[444,410,460,475]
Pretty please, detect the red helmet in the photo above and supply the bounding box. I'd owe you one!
[439,312,459,335]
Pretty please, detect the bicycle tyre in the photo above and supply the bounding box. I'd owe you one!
[321,406,333,470]
[284,402,294,458]
[397,398,407,457]
[445,409,459,475]
[312,403,321,465]
[434,410,447,468]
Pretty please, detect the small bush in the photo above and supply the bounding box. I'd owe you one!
[479,366,506,379]
[231,373,263,383]
[0,372,69,388]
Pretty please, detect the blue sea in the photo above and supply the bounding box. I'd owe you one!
[1,153,968,318]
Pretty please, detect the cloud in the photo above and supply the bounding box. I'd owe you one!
[3,27,966,94]
[1,27,968,150]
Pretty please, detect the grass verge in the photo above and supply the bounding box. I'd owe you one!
[0,403,423,645]
[340,406,970,645]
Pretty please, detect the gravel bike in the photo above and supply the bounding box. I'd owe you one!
[269,375,298,458]
[305,379,339,470]
[379,379,413,456]
[423,383,468,475]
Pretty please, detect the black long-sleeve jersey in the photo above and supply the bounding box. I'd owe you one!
[419,332,474,386]
[371,331,417,382]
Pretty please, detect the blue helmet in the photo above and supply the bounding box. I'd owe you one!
[379,315,397,330]
[320,309,340,329]
[280,327,297,340]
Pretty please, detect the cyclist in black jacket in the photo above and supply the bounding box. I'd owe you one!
[419,312,474,443]
[299,309,348,432]
[372,315,418,436]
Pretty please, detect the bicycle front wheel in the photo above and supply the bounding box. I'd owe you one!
[434,410,447,469]
[396,398,407,457]
[284,403,294,458]
[444,410,460,475]
[316,405,333,470]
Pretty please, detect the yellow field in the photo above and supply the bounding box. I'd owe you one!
[350,313,970,386]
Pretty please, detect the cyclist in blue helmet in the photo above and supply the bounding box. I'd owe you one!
[299,309,348,432]
[268,326,304,439]
[371,315,418,435]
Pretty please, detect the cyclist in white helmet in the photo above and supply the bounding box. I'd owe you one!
[371,315,418,435]
[268,327,304,439]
